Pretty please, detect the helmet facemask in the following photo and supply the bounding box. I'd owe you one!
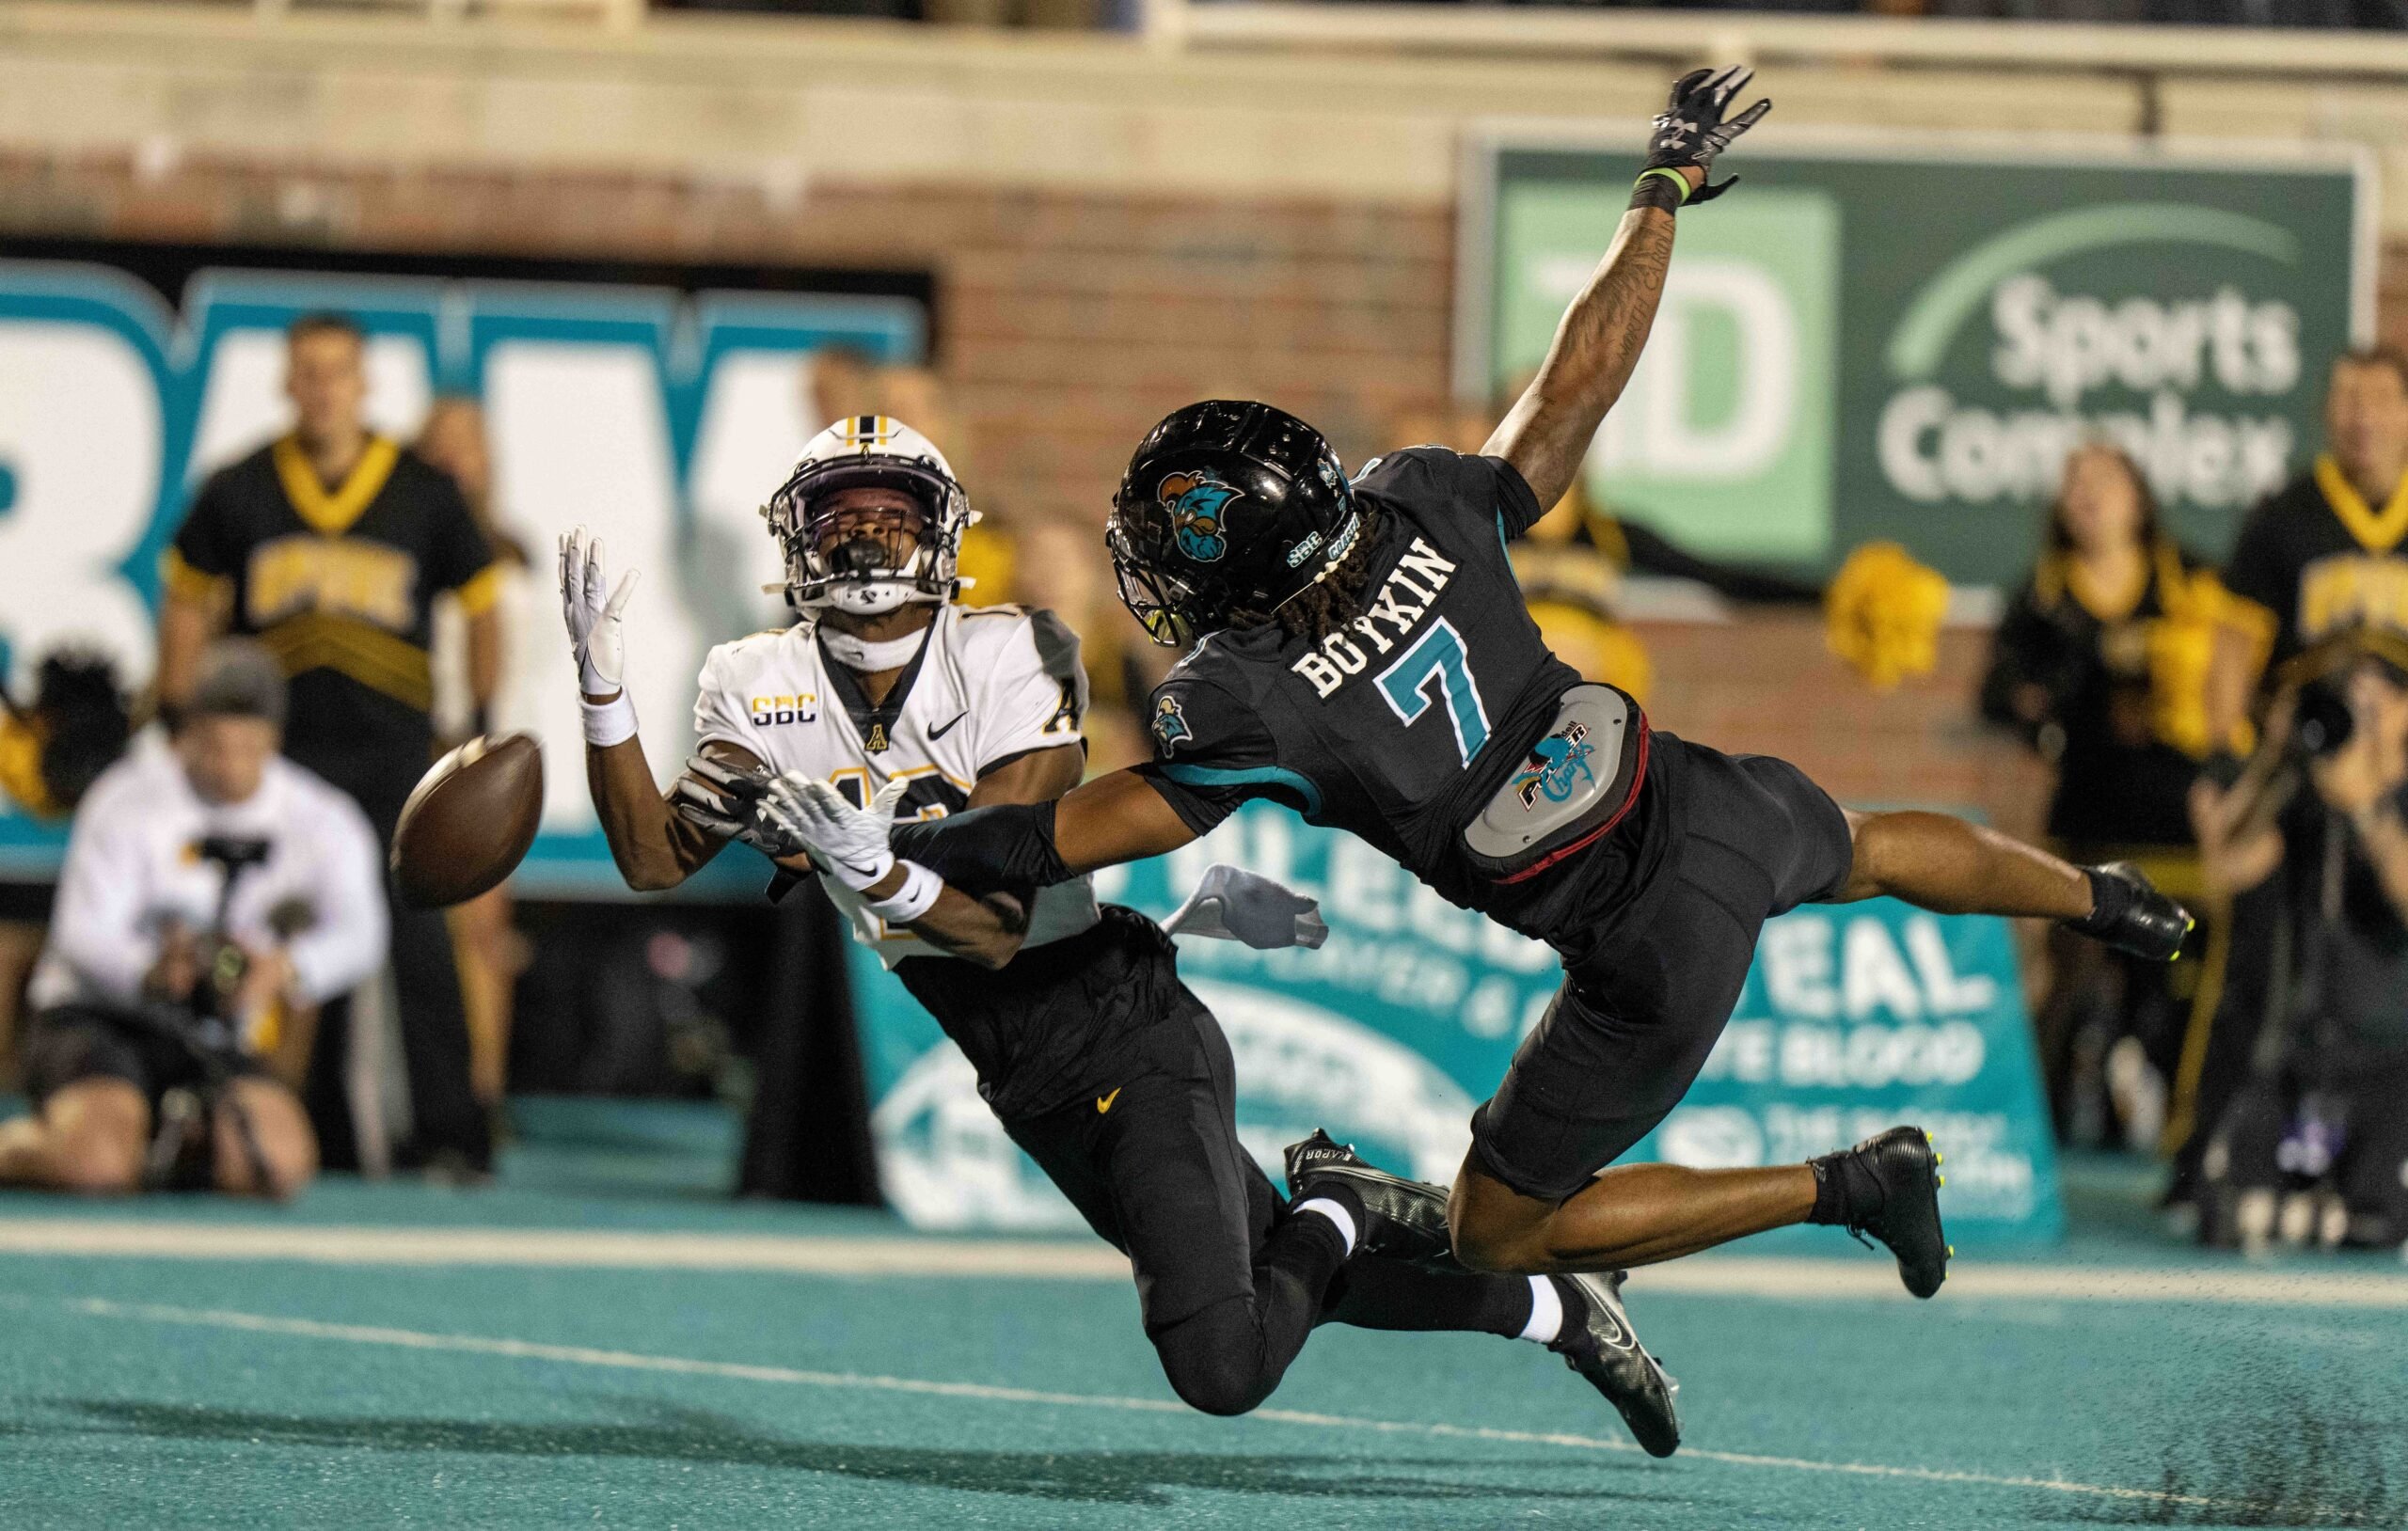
[761,438,971,617]
[1107,515,1210,648]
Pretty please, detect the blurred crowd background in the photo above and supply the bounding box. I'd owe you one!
[1,0,2405,1255]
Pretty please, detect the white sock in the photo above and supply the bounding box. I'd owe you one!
[1293,1196,1356,1256]
[1518,1275,1563,1345]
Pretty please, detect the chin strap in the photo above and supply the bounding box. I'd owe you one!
[819,623,931,673]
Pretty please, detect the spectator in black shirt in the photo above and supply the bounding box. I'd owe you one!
[157,313,499,1177]
[1982,444,2223,1144]
[2173,349,2408,1209]
[1983,444,2224,848]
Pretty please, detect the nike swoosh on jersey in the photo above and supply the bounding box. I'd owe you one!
[927,711,970,741]
[1095,1087,1121,1114]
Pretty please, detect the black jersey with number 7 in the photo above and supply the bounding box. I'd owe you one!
[1133,446,1685,956]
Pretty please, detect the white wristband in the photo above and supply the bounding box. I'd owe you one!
[580,690,638,748]
[866,860,943,924]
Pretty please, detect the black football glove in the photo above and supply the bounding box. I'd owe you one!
[671,752,815,860]
[1642,65,1771,206]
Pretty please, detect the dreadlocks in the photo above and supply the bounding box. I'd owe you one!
[1265,499,1386,644]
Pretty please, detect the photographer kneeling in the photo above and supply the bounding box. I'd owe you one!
[0,643,386,1197]
[2192,629,2408,1252]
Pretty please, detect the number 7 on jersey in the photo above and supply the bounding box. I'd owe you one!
[1376,619,1491,767]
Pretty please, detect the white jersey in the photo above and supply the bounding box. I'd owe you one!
[31,736,390,1020]
[693,603,1102,967]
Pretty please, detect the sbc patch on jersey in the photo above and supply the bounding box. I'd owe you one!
[1150,692,1193,753]
[748,692,819,727]
[1160,473,1237,562]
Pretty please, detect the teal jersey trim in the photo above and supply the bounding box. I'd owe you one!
[1159,762,1323,819]
[1496,511,1512,563]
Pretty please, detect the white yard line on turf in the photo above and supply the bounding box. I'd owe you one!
[12,1293,2374,1525]
[0,1218,2403,1309]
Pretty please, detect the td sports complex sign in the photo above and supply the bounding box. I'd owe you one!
[1467,135,2371,580]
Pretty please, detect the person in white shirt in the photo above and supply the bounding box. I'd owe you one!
[0,642,387,1197]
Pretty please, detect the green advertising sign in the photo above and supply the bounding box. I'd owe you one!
[1469,136,2371,583]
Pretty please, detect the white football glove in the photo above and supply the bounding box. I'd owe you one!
[671,754,815,860]
[559,525,640,699]
[765,772,909,892]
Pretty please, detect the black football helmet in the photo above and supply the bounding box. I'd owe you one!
[1108,401,1361,647]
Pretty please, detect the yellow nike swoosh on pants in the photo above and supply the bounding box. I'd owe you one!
[1095,1088,1121,1114]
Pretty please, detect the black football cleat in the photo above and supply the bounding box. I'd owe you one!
[1283,1129,1453,1264]
[1548,1270,1681,1459]
[2067,861,2193,961]
[1816,1126,1951,1299]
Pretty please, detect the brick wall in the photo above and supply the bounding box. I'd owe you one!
[0,147,2391,817]
[1637,617,2055,829]
[0,151,1456,533]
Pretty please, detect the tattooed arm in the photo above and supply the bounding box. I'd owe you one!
[1481,203,1684,513]
[1484,66,1769,511]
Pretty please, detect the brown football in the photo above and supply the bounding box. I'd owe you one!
[390,733,545,908]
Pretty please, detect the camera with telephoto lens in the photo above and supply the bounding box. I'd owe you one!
[2277,627,2408,764]
[2290,675,2356,760]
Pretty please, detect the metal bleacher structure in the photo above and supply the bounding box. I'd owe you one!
[32,0,2408,74]
[179,0,2408,78]
[4,0,2400,230]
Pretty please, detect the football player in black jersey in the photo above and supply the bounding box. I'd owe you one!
[586,418,1686,1453]
[779,68,2190,1299]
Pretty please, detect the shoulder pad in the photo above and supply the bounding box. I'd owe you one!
[1022,608,1085,682]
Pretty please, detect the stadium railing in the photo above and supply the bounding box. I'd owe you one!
[201,0,2408,81]
[1141,1,2408,81]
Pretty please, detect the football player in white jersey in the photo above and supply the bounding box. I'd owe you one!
[558,416,1680,1449]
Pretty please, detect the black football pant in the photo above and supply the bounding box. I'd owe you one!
[1004,1000,1534,1416]
[294,741,491,1173]
[1472,736,1856,1201]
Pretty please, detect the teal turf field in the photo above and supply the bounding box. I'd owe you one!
[0,1101,2401,1530]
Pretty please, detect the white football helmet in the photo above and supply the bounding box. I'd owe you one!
[761,416,975,616]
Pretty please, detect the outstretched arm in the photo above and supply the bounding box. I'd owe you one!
[882,767,1196,892]
[587,733,738,892]
[866,744,1090,971]
[560,525,736,891]
[1055,767,1201,873]
[1484,67,1769,513]
[757,760,1196,971]
[1484,206,1680,513]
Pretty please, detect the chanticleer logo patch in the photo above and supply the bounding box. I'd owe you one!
[1159,473,1238,563]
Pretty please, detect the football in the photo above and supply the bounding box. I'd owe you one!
[390,733,545,908]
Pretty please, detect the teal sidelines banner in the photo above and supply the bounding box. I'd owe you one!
[849,801,2063,1246]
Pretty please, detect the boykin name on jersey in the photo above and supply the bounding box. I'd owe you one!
[1288,537,1458,700]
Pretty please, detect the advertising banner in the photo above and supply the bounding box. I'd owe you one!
[851,801,2063,1248]
[0,255,922,892]
[1465,134,2370,582]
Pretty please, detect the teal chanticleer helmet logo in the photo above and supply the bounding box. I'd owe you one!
[1159,472,1239,563]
